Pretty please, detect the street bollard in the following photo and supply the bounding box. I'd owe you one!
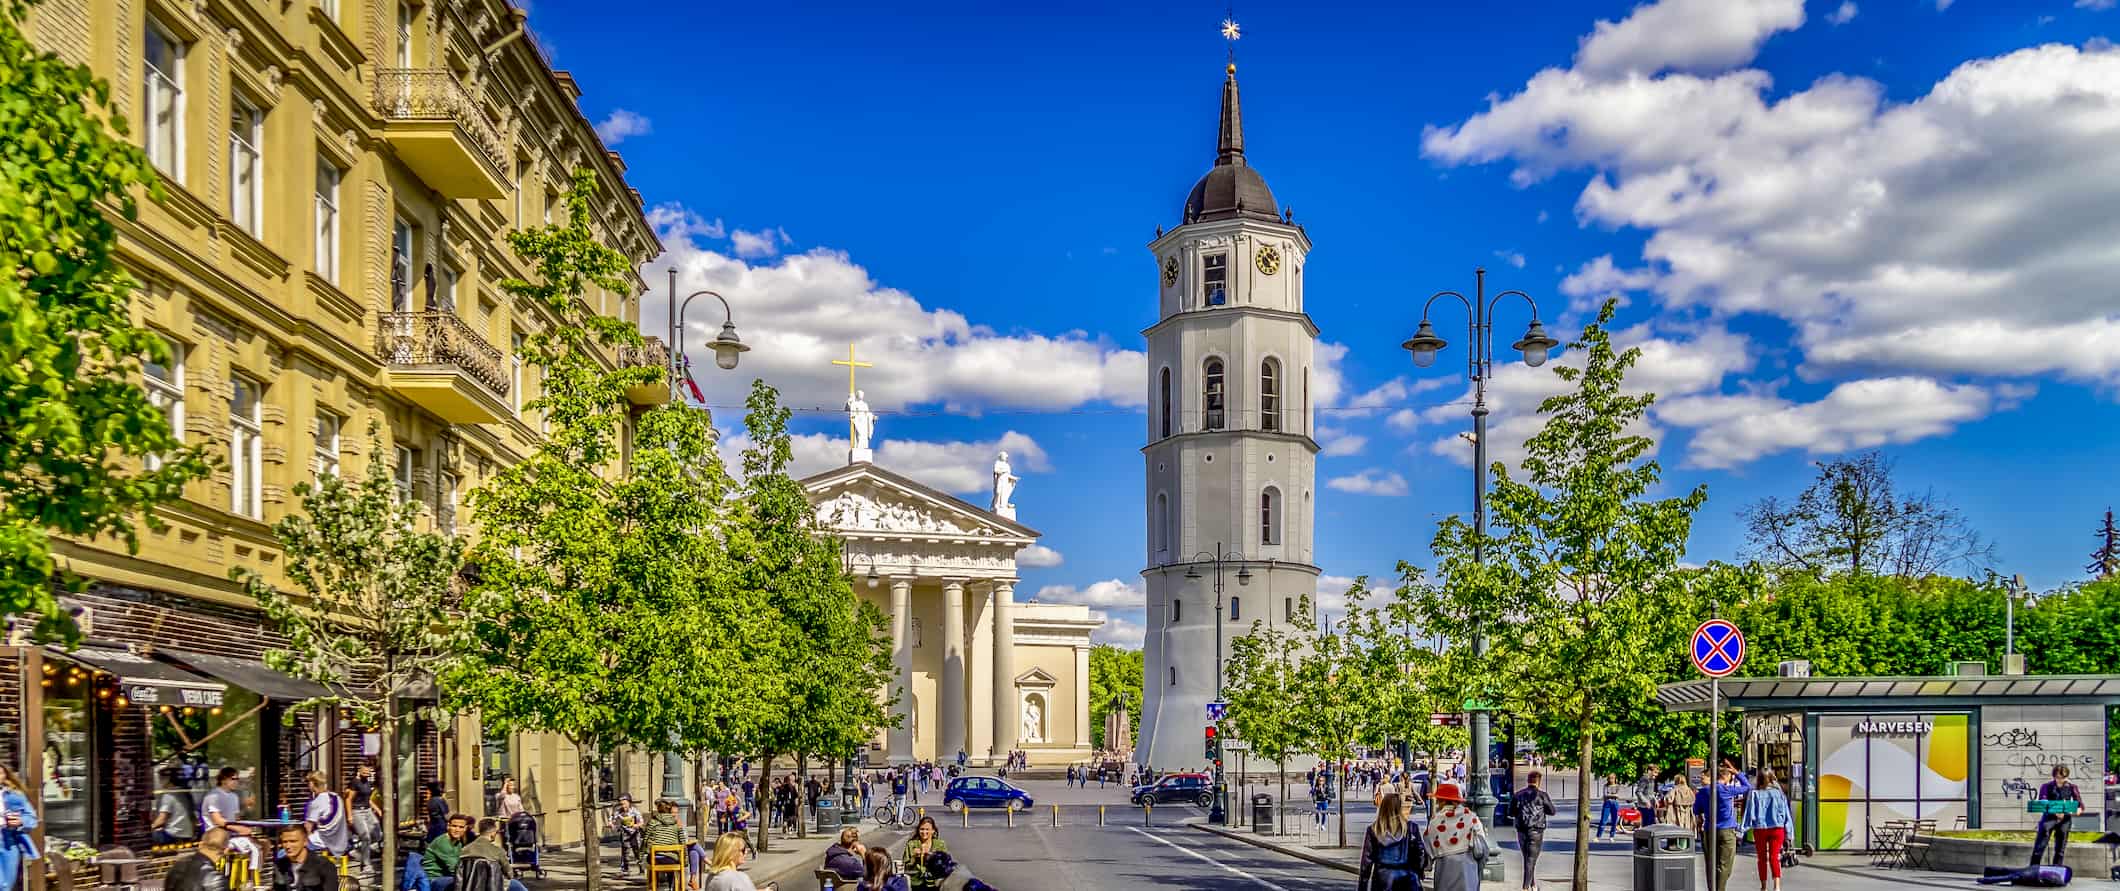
[1099,805,1106,827]
[962,808,969,828]
[1051,804,1059,827]
[1006,804,1015,828]
[918,807,926,821]
[1145,803,1152,826]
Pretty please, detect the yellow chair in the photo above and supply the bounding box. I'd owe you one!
[327,852,353,878]
[219,854,257,890]
[646,843,687,891]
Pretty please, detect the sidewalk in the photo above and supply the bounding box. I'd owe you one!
[1189,802,2115,890]
[508,820,908,890]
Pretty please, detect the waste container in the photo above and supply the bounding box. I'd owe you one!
[815,796,837,832]
[1252,794,1274,834]
[1633,824,1696,891]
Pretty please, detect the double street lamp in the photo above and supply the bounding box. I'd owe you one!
[1183,543,1252,824]
[1400,267,1555,830]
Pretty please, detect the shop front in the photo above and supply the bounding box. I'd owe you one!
[1657,671,2119,852]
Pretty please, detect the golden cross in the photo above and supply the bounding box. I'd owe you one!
[831,343,873,399]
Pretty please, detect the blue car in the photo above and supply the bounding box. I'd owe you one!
[943,775,1034,812]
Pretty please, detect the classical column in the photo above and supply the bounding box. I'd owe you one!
[991,581,1019,758]
[940,580,968,762]
[969,585,994,761]
[1073,644,1092,749]
[888,579,914,764]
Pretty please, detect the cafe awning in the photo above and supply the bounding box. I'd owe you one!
[47,645,226,709]
[158,649,332,703]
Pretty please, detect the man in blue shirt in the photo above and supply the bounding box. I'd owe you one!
[1692,764,1748,891]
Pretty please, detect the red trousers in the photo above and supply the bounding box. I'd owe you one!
[1754,827,1786,879]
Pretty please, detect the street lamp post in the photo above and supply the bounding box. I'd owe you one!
[1400,267,1556,834]
[664,267,749,393]
[1184,543,1253,825]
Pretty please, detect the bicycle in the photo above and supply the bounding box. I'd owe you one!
[873,799,915,827]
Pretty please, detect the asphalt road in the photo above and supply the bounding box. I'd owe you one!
[916,805,1352,891]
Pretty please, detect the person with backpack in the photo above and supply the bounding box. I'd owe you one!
[1511,771,1557,891]
[1358,791,1428,891]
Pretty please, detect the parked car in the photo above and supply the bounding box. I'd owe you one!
[1130,772,1213,807]
[943,775,1034,812]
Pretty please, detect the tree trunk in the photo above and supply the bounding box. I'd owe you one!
[795,753,808,840]
[755,754,775,853]
[380,702,399,891]
[694,753,711,843]
[1277,756,1287,836]
[577,748,604,891]
[1336,757,1347,848]
[1573,700,1595,891]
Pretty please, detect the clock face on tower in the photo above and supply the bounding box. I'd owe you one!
[1255,244,1282,276]
[1161,255,1180,287]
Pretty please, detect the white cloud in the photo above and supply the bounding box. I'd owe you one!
[1316,426,1368,457]
[1089,610,1146,649]
[719,429,1048,495]
[1385,408,1421,432]
[1658,377,2005,469]
[729,227,792,259]
[1309,342,1351,410]
[1326,469,1409,497]
[1826,2,1858,25]
[645,204,1145,414]
[1034,579,1144,608]
[593,109,652,145]
[1494,249,1528,269]
[1574,0,1806,78]
[1016,544,1064,568]
[2080,0,2118,9]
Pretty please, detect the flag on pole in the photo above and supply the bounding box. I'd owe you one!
[680,354,708,404]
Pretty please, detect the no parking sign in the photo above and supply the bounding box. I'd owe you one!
[1690,619,1745,677]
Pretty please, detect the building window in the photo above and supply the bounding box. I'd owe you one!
[1260,359,1281,433]
[1261,486,1281,546]
[228,97,262,235]
[510,332,525,415]
[143,340,185,470]
[1230,596,1241,621]
[390,220,414,312]
[143,18,184,177]
[314,412,341,479]
[1169,666,1177,686]
[1159,367,1171,439]
[314,160,340,282]
[1202,358,1225,431]
[394,445,415,503]
[317,0,337,21]
[230,376,263,518]
[435,263,458,312]
[437,471,458,532]
[1285,596,1294,623]
[543,189,557,225]
[1203,253,1227,306]
[1302,368,1310,435]
[42,662,95,843]
[395,1,413,67]
[1153,493,1169,555]
[1172,598,1181,624]
[513,159,528,225]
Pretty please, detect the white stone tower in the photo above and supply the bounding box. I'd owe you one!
[1137,61,1321,770]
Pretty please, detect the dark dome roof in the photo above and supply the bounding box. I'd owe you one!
[1181,64,1280,225]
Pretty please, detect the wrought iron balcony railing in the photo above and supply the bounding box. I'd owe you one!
[371,68,509,174]
[376,311,511,398]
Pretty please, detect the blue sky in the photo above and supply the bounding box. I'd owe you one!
[526,0,2120,646]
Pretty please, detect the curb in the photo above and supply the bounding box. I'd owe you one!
[1189,819,1359,875]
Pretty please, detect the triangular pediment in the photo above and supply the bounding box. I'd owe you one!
[801,462,1039,541]
[1014,666,1059,688]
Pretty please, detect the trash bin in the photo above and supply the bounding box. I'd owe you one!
[1252,794,1274,834]
[1633,824,1696,891]
[815,796,836,832]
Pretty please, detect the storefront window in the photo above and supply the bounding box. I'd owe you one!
[481,723,512,810]
[1815,713,1969,850]
[395,720,421,818]
[150,688,266,822]
[39,663,94,847]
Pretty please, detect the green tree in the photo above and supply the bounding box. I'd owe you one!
[722,379,895,850]
[1739,451,1990,578]
[235,433,464,891]
[1288,579,1390,848]
[1088,644,1143,751]
[448,171,758,891]
[1221,604,1307,832]
[0,0,210,642]
[2089,509,2119,580]
[1404,303,1706,891]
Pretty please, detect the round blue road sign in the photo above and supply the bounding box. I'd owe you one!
[1691,619,1745,678]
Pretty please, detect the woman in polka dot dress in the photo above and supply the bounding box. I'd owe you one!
[1424,783,1489,891]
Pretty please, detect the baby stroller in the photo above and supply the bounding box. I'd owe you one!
[506,812,545,879]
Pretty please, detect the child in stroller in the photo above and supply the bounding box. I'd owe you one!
[505,812,544,879]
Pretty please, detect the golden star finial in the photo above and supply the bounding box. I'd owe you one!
[1221,17,1241,42]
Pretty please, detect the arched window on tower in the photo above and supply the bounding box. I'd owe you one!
[1302,368,1310,435]
[1173,597,1182,623]
[1203,359,1225,431]
[1230,596,1241,621]
[1160,367,1172,439]
[1154,493,1170,556]
[1203,253,1228,306]
[1261,486,1281,546]
[1169,666,1178,686]
[1260,359,1281,432]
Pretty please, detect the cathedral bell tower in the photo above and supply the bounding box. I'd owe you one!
[1136,61,1322,770]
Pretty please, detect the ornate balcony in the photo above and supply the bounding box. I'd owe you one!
[371,69,510,199]
[619,337,673,406]
[376,311,512,424]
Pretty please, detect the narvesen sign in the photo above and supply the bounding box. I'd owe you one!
[1854,720,1933,736]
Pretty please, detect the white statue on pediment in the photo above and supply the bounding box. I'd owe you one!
[991,451,1018,520]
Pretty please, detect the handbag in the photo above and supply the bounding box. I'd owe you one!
[1470,832,1491,864]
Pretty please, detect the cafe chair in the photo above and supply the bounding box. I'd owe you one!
[220,854,257,889]
[646,843,687,891]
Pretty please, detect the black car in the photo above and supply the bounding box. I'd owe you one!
[1130,773,1213,807]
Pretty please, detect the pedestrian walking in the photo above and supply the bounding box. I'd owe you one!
[1665,771,1695,832]
[2028,765,2082,867]
[1511,771,1557,891]
[346,762,382,874]
[902,817,947,891]
[492,776,525,820]
[1742,768,1792,891]
[1695,763,1748,891]
[1424,783,1488,891]
[0,767,39,891]
[1634,769,1661,827]
[1595,773,1624,839]
[1358,791,1427,891]
[1312,780,1331,832]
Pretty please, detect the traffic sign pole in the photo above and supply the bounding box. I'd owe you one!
[1689,616,1744,891]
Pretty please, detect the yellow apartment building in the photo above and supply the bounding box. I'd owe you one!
[7,0,696,871]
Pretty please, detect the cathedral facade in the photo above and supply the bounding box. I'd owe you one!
[1137,63,1323,769]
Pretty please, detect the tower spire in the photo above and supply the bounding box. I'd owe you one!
[1218,15,1244,165]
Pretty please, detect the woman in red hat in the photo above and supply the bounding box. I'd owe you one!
[1423,782,1489,891]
